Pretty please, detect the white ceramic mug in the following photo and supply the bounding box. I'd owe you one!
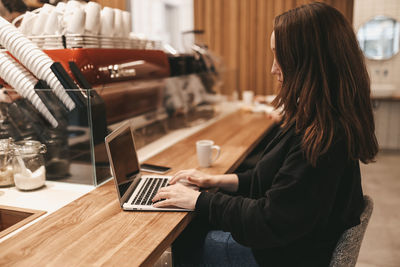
[196,140,221,168]
[44,10,62,35]
[100,7,115,36]
[122,10,131,37]
[41,3,55,13]
[113,8,123,37]
[13,11,36,35]
[55,2,66,13]
[84,1,101,35]
[32,12,49,36]
[242,90,254,105]
[65,7,86,34]
[31,2,56,35]
[63,1,86,35]
[65,0,84,11]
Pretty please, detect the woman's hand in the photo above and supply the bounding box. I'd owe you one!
[170,169,239,193]
[169,169,217,188]
[152,183,201,210]
[267,110,282,123]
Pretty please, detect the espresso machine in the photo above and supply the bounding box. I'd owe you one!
[1,37,218,185]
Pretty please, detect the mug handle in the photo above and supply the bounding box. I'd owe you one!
[12,7,42,26]
[11,12,37,26]
[11,13,25,26]
[211,145,221,164]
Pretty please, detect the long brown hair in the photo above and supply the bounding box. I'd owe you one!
[273,2,378,166]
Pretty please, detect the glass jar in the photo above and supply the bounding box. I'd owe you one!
[13,140,47,190]
[44,129,70,179]
[0,138,14,187]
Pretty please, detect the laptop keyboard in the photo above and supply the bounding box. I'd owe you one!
[131,178,169,206]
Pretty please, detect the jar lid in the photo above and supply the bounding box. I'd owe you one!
[13,140,47,155]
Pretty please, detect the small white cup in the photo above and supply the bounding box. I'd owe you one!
[44,10,62,35]
[100,7,115,36]
[84,1,101,35]
[30,3,55,36]
[122,10,131,37]
[65,0,83,11]
[41,3,55,13]
[32,12,49,36]
[196,140,221,168]
[113,8,123,37]
[65,7,86,35]
[29,58,51,76]
[242,90,254,105]
[35,60,53,78]
[55,2,66,13]
[15,11,36,35]
[5,33,24,48]
[1,62,16,79]
[19,46,42,62]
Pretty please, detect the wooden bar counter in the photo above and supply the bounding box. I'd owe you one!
[0,111,273,267]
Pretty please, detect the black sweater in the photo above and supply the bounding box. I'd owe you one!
[195,123,364,267]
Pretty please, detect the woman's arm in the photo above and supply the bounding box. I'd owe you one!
[196,139,350,249]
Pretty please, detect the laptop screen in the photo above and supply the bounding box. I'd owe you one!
[108,127,140,198]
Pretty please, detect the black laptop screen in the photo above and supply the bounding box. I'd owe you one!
[108,128,140,198]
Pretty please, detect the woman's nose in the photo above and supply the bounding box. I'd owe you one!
[271,63,279,75]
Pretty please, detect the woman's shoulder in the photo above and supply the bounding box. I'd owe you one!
[286,123,350,165]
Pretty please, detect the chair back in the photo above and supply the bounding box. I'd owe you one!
[329,195,373,267]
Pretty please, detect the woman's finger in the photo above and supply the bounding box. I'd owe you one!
[169,174,187,184]
[153,184,182,201]
[186,176,202,186]
[170,170,192,183]
[152,191,170,202]
[152,199,176,208]
[170,170,196,183]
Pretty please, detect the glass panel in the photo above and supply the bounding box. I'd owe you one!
[90,72,219,186]
[0,88,96,186]
[357,16,400,60]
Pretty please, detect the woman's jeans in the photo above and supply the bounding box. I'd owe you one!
[172,218,259,266]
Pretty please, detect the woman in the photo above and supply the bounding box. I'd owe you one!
[153,2,378,266]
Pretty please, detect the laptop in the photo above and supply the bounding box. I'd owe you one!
[105,122,194,211]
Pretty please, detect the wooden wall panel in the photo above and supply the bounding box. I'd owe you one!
[93,0,126,10]
[238,0,249,97]
[194,0,354,97]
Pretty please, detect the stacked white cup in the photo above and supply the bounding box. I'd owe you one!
[122,11,131,38]
[0,52,58,127]
[113,8,123,37]
[31,4,55,36]
[14,2,132,39]
[0,16,75,111]
[84,2,101,35]
[100,7,115,37]
[17,11,36,36]
[44,2,68,36]
[63,1,86,35]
